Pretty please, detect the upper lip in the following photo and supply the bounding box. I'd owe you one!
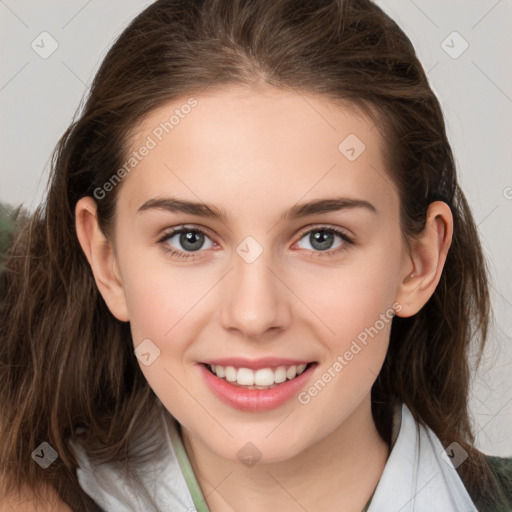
[201,357,314,370]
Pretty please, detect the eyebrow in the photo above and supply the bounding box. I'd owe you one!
[136,196,377,221]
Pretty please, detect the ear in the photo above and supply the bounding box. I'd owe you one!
[75,196,130,322]
[395,201,453,317]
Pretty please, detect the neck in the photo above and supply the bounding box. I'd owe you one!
[181,394,390,512]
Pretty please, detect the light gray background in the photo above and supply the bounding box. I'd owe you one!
[0,0,511,456]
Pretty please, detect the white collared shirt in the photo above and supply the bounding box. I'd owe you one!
[367,402,477,511]
[71,402,478,511]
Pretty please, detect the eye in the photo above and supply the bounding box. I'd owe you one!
[157,225,215,259]
[295,226,354,257]
[157,224,354,261]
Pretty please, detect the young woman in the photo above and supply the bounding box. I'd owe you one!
[1,0,511,510]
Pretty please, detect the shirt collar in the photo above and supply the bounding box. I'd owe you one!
[72,400,478,512]
[366,402,478,511]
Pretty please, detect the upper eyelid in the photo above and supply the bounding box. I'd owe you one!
[159,223,353,247]
[296,224,352,238]
[158,225,217,248]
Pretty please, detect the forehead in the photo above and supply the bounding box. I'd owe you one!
[119,84,396,218]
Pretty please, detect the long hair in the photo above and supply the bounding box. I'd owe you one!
[0,0,503,507]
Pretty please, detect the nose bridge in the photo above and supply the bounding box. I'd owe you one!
[221,235,289,337]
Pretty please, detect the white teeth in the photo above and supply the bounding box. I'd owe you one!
[208,363,310,387]
[237,368,255,386]
[274,366,287,383]
[225,366,237,382]
[254,368,274,386]
[286,365,297,380]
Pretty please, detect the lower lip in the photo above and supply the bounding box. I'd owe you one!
[198,363,317,412]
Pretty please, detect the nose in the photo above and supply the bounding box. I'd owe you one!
[220,244,291,340]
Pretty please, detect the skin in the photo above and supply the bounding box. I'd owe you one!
[76,82,453,512]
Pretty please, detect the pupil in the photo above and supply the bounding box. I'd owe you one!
[181,231,204,251]
[311,230,333,251]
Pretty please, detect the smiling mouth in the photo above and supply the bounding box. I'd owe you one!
[203,362,316,389]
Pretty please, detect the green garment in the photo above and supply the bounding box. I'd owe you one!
[466,455,512,512]
[168,422,211,512]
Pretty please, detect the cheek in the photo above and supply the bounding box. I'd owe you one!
[119,256,207,412]
[294,237,402,343]
[291,253,400,434]
[119,245,212,343]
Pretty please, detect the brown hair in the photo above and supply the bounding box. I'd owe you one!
[0,0,504,508]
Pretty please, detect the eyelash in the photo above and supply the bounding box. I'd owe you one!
[157,224,354,261]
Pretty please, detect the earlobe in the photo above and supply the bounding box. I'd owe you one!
[395,201,453,318]
[75,197,130,322]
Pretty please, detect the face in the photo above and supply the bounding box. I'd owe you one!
[104,83,410,463]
